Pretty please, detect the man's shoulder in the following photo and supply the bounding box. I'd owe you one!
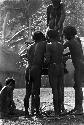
[46,42,52,47]
[47,4,53,10]
[60,2,65,6]
[60,2,65,9]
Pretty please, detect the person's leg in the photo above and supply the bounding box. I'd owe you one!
[48,64,59,115]
[58,76,64,114]
[31,88,35,115]
[74,67,83,111]
[24,81,32,116]
[34,88,40,115]
[69,65,83,114]
[24,67,32,116]
[31,65,41,116]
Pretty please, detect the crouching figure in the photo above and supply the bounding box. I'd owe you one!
[0,78,16,117]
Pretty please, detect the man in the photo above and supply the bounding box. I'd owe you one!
[24,42,36,116]
[63,26,83,114]
[47,0,65,38]
[46,29,64,116]
[24,31,46,116]
[0,78,16,117]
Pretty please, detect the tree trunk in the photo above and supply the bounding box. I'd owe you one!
[2,12,10,43]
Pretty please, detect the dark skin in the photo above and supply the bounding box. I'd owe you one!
[47,0,65,30]
[0,83,15,116]
[63,34,83,112]
[46,35,64,115]
[24,36,46,115]
[64,37,83,66]
[24,42,36,115]
[30,40,46,115]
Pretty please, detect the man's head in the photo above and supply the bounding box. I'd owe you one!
[51,0,61,6]
[63,26,77,40]
[32,31,46,42]
[47,29,60,40]
[5,78,15,90]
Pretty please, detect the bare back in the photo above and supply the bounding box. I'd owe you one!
[46,41,63,64]
[33,41,46,66]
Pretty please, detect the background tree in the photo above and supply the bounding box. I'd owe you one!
[0,0,42,53]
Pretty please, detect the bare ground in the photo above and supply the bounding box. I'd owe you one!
[1,88,84,125]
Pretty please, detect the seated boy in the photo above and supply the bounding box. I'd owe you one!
[0,78,16,117]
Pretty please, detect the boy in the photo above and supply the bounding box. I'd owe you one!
[47,0,65,37]
[63,26,83,114]
[46,29,64,115]
[24,31,46,116]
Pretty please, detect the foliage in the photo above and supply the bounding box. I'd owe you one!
[0,0,42,53]
[0,0,84,69]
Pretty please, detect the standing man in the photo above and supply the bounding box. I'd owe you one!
[23,31,46,116]
[63,26,83,114]
[24,41,36,116]
[46,0,66,112]
[47,0,65,39]
[46,29,64,116]
[30,31,46,116]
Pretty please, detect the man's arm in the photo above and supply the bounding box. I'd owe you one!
[57,3,66,29]
[63,41,69,49]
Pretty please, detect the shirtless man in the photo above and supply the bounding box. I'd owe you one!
[63,26,83,114]
[24,31,46,116]
[47,0,65,39]
[46,29,64,116]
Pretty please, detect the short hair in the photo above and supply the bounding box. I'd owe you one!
[63,26,77,40]
[51,0,61,4]
[46,29,59,39]
[32,31,45,42]
[5,78,15,86]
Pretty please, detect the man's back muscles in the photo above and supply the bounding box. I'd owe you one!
[46,42,63,64]
[33,41,46,66]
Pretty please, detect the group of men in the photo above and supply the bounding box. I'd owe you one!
[0,0,83,118]
[23,0,84,117]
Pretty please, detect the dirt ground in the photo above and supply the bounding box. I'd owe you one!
[1,88,84,125]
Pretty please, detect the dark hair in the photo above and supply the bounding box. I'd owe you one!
[5,78,15,86]
[51,0,61,5]
[46,29,59,39]
[63,26,77,40]
[32,31,45,42]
